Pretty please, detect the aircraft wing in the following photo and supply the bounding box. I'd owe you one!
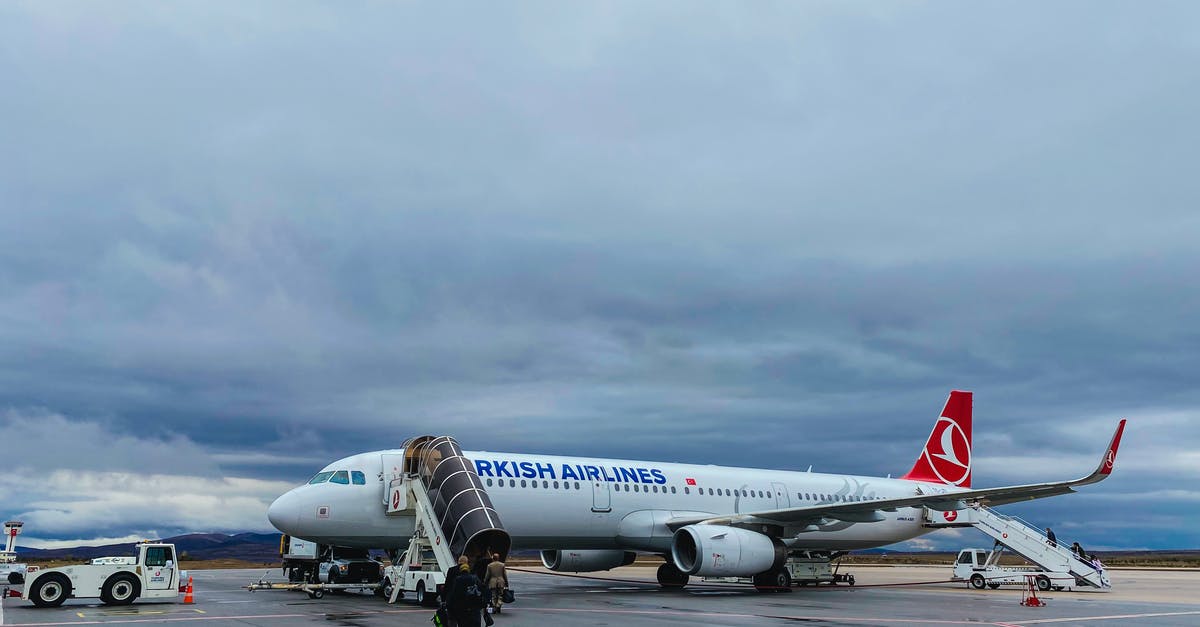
[666,419,1126,530]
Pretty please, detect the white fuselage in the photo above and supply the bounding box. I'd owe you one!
[268,449,948,552]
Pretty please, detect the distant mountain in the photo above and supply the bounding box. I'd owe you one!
[18,532,284,562]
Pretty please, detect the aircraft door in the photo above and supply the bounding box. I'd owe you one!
[772,482,790,509]
[382,453,408,514]
[591,480,612,512]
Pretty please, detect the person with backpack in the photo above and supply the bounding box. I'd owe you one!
[446,557,485,627]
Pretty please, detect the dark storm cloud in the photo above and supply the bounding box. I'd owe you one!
[1,1,1198,548]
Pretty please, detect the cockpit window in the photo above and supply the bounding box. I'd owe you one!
[330,470,350,485]
[308,471,335,484]
[351,471,366,485]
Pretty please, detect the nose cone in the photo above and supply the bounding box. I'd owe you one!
[267,489,301,534]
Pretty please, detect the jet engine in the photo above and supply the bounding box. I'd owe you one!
[671,524,786,577]
[540,549,637,572]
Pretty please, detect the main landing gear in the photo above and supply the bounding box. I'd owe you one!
[657,562,689,588]
[753,567,792,593]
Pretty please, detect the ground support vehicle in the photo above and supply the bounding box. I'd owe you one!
[21,541,183,607]
[380,474,454,606]
[702,552,854,589]
[1,521,27,585]
[785,552,855,586]
[927,505,1109,589]
[248,536,384,599]
[952,547,1072,591]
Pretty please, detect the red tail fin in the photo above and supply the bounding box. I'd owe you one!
[901,390,973,487]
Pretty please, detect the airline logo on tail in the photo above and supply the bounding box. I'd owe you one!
[902,390,973,487]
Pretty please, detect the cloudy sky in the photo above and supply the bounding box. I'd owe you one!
[2,1,1197,551]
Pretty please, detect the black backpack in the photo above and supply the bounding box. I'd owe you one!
[453,573,485,610]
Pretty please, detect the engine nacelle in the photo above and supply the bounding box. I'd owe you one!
[540,549,636,573]
[671,524,785,577]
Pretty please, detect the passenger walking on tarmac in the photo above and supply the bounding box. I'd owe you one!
[485,552,508,614]
[1045,527,1057,548]
[447,557,485,627]
[440,556,468,627]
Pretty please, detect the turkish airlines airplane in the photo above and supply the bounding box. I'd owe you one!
[268,391,1125,588]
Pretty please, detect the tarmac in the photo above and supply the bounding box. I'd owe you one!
[3,564,1199,626]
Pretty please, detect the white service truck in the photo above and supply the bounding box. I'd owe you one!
[952,547,1070,591]
[22,541,184,607]
[382,547,445,606]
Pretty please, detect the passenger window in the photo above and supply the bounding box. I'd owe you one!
[543,480,549,488]
[351,471,366,485]
[308,471,334,484]
[671,486,676,494]
[553,481,559,489]
[708,488,714,495]
[520,480,527,488]
[509,479,516,487]
[330,471,350,485]
[684,487,690,494]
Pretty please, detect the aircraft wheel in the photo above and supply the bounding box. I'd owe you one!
[30,573,72,608]
[970,574,986,589]
[754,568,791,592]
[1036,576,1051,591]
[656,563,689,588]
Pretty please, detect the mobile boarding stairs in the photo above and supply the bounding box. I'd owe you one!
[927,504,1110,589]
[381,436,510,604]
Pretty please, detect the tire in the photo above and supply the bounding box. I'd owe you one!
[656,563,689,589]
[970,574,986,589]
[416,581,437,607]
[8,571,23,585]
[100,573,140,606]
[753,568,791,592]
[307,589,325,599]
[30,573,72,608]
[377,578,392,598]
[987,583,1001,590]
[847,574,855,586]
[1036,576,1051,591]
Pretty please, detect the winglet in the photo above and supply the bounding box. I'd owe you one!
[1074,418,1126,487]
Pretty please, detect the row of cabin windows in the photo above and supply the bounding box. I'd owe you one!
[308,470,367,485]
[798,493,885,502]
[484,479,812,499]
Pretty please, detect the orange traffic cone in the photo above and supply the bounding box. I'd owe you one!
[183,576,194,604]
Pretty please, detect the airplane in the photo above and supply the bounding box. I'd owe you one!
[267,390,1126,589]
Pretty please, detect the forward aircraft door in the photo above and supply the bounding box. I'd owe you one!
[382,453,408,513]
[772,482,790,509]
[591,480,612,512]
